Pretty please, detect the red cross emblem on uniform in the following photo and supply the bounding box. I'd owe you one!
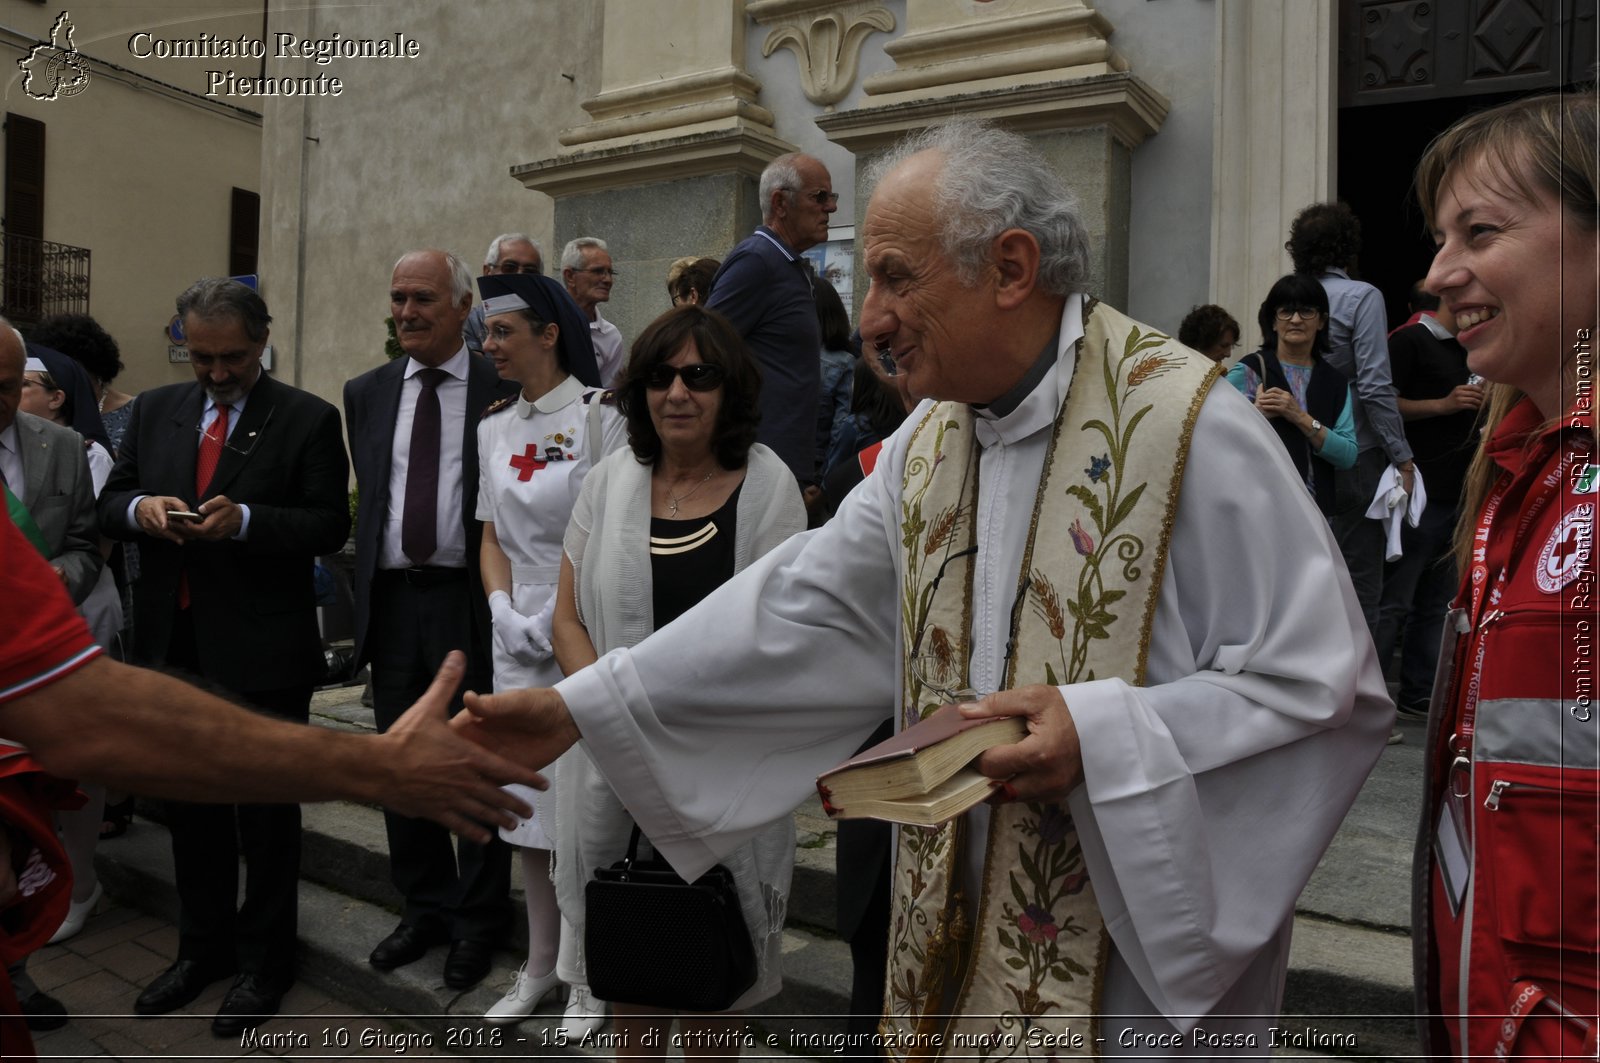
[1536,503,1593,593]
[1554,524,1584,564]
[509,444,547,482]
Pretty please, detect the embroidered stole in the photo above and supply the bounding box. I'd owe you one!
[885,301,1217,1060]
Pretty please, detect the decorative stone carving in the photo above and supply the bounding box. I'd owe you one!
[1355,1,1435,90]
[1472,0,1547,77]
[862,0,1127,104]
[749,0,896,106]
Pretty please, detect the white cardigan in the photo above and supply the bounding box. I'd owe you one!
[554,442,805,1006]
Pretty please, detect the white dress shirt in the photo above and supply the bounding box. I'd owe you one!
[589,308,624,389]
[380,345,470,569]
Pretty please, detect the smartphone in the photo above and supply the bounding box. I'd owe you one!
[167,510,204,522]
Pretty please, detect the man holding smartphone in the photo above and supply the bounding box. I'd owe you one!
[97,278,350,1037]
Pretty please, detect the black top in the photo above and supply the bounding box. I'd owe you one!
[650,482,742,628]
[1238,347,1349,517]
[1388,321,1475,506]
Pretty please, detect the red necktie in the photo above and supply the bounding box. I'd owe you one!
[196,404,228,497]
[180,405,228,609]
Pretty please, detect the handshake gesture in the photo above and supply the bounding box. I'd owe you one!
[452,685,582,774]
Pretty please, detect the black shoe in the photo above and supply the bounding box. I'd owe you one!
[135,959,235,1016]
[211,973,284,1038]
[368,923,445,971]
[1395,700,1430,720]
[19,989,67,1031]
[442,939,493,989]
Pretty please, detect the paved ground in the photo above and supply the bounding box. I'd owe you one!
[25,899,440,1061]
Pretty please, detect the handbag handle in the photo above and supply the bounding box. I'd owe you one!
[1248,352,1269,398]
[615,823,646,878]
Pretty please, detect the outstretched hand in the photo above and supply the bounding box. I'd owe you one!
[452,686,582,775]
[377,651,545,842]
[961,684,1084,805]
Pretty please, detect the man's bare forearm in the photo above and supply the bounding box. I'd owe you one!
[2,657,401,803]
[3,653,542,841]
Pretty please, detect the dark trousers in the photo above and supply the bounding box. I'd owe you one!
[1331,447,1389,639]
[1374,496,1460,708]
[164,610,307,987]
[837,720,893,1049]
[369,570,510,942]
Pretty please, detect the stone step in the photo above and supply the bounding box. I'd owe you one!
[97,810,1417,1059]
[95,817,852,1058]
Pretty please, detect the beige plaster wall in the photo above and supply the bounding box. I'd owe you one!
[257,0,603,407]
[1,0,264,99]
[0,1,263,396]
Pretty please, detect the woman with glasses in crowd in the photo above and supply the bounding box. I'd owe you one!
[1225,273,1357,518]
[551,305,803,1060]
[472,272,620,1035]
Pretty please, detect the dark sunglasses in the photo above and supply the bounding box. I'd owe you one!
[643,363,725,391]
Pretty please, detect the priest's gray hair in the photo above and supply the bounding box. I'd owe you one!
[561,237,609,273]
[868,119,1091,297]
[176,277,274,342]
[759,154,803,222]
[485,232,541,268]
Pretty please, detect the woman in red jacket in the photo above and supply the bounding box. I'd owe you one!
[1413,91,1598,1059]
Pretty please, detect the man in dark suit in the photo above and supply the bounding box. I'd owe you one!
[344,249,516,990]
[98,278,349,1037]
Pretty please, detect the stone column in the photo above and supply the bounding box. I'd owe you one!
[514,0,793,345]
[257,0,314,391]
[1210,0,1338,343]
[815,0,1167,312]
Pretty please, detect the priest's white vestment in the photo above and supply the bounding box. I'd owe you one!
[555,295,1393,1057]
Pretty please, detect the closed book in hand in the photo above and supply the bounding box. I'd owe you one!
[816,703,1026,821]
[825,767,999,827]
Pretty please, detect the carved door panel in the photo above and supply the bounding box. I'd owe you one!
[1340,0,1597,107]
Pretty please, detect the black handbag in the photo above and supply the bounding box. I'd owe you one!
[584,824,758,1012]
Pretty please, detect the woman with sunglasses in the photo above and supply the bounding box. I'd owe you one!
[551,305,803,1060]
[1225,273,1357,517]
[473,272,621,1033]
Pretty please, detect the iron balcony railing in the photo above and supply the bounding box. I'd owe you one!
[1,231,90,324]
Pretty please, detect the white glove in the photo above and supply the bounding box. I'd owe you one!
[489,590,553,665]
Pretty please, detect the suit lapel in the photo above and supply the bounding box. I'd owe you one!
[166,384,205,501]
[15,414,48,508]
[366,361,406,511]
[204,373,276,498]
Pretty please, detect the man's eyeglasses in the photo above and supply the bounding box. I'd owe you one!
[495,260,542,275]
[792,188,839,207]
[574,267,619,278]
[1275,306,1321,321]
[642,363,725,392]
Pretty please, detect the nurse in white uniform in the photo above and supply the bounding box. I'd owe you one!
[472,272,625,1032]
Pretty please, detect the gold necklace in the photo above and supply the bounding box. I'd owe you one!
[664,469,715,518]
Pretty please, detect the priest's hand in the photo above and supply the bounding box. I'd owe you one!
[453,686,582,776]
[962,685,1083,804]
[374,651,542,843]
